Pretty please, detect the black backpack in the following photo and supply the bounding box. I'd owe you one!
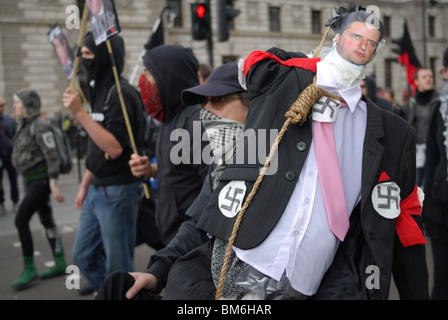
[30,117,73,174]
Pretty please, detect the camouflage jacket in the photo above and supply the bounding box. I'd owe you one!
[12,114,60,181]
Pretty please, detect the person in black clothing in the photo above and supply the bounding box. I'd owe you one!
[96,61,250,300]
[127,45,209,246]
[422,47,448,299]
[62,32,146,293]
[361,76,393,112]
[378,87,406,118]
[0,97,19,215]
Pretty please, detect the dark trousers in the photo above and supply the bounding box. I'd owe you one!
[14,178,55,257]
[431,240,448,299]
[0,153,19,205]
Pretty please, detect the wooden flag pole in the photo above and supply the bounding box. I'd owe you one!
[69,5,89,89]
[75,79,89,107]
[105,39,150,199]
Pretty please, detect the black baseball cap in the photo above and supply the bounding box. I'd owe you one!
[182,61,244,106]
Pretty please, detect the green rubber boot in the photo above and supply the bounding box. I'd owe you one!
[12,256,38,291]
[40,251,68,279]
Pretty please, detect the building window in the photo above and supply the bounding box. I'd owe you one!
[167,0,182,28]
[312,10,321,34]
[430,57,437,86]
[269,6,281,32]
[428,16,435,37]
[385,58,394,88]
[383,16,391,38]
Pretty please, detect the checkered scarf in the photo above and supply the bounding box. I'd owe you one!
[200,110,247,298]
[200,108,244,166]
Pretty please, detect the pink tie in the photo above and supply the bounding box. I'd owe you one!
[314,102,349,241]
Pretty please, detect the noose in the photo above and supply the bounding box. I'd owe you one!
[215,25,344,300]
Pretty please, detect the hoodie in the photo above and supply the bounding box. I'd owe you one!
[363,76,393,112]
[142,45,200,123]
[142,45,209,244]
[12,89,60,181]
[83,34,145,185]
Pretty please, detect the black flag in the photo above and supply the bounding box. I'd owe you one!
[144,8,166,50]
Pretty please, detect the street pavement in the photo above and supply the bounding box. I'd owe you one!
[0,163,434,300]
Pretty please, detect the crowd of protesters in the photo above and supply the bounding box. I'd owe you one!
[3,2,448,300]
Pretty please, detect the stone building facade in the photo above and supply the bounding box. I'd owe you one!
[0,0,447,117]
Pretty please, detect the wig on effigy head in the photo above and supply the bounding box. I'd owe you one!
[325,2,386,52]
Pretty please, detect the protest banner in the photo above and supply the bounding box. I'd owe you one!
[86,0,120,45]
[48,23,75,80]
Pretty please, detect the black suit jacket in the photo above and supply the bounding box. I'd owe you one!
[197,48,429,299]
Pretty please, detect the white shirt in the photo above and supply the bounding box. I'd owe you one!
[234,57,368,296]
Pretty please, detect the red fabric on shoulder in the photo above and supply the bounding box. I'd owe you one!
[243,50,320,77]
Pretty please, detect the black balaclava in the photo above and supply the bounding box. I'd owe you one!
[81,32,96,83]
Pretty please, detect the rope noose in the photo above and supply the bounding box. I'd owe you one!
[215,26,342,300]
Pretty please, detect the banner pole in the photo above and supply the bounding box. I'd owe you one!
[105,39,150,199]
[69,5,89,89]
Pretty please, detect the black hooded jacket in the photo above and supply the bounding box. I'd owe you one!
[363,76,393,112]
[143,45,209,245]
[85,34,145,185]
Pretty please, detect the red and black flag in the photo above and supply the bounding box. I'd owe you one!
[392,21,421,93]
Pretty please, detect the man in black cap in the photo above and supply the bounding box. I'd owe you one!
[95,61,250,300]
[62,32,146,295]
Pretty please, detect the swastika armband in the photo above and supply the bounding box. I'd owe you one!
[371,181,401,219]
[312,97,342,123]
[372,172,426,247]
[218,181,247,218]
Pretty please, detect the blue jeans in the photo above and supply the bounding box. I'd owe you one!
[71,182,141,291]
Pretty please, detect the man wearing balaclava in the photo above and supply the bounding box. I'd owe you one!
[163,2,429,300]
[62,33,146,294]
